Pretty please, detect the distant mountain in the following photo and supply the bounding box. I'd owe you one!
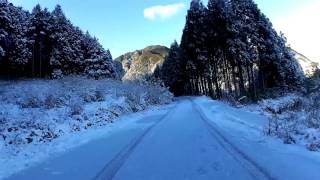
[292,49,319,76]
[115,45,169,81]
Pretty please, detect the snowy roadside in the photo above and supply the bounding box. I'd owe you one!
[194,95,320,152]
[193,96,320,180]
[243,94,320,151]
[0,77,173,179]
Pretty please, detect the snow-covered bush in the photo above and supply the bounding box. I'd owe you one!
[265,113,300,144]
[249,94,320,151]
[261,95,304,114]
[44,95,64,109]
[82,90,106,103]
[307,93,320,127]
[0,77,173,152]
[52,69,63,79]
[69,103,84,116]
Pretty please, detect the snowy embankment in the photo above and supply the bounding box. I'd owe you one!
[194,97,320,180]
[0,77,172,179]
[243,94,320,151]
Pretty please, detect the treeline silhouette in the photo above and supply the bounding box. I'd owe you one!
[157,0,304,100]
[0,3,117,79]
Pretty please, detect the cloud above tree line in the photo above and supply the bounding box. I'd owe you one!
[144,3,185,20]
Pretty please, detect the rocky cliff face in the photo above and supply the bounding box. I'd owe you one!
[114,45,169,81]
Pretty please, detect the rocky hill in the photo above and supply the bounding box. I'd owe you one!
[114,45,169,81]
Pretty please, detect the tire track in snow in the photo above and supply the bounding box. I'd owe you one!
[92,105,176,180]
[192,100,276,180]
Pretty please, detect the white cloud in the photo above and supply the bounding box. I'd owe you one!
[144,3,185,20]
[274,1,320,62]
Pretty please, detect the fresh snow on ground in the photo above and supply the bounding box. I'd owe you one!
[194,97,320,180]
[0,105,172,179]
[2,97,320,180]
[0,77,172,179]
[242,94,320,151]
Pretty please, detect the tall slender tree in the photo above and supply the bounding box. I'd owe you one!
[28,4,53,77]
[50,5,84,78]
[180,0,207,95]
[7,5,32,75]
[206,0,230,98]
[160,41,185,96]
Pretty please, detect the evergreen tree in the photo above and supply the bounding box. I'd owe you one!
[161,0,304,100]
[0,3,10,68]
[180,0,207,95]
[228,0,261,98]
[275,32,304,86]
[160,41,184,96]
[50,5,83,78]
[206,0,230,98]
[82,32,116,79]
[0,3,31,76]
[28,4,53,77]
[7,5,32,75]
[0,3,117,79]
[241,0,305,90]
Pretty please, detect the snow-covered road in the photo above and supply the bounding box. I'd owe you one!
[6,98,320,180]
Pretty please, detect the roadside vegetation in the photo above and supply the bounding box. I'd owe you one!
[244,70,320,151]
[0,77,172,153]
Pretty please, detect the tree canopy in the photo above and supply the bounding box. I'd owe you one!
[0,3,117,79]
[159,0,304,100]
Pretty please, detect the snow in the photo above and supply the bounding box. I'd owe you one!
[194,96,320,180]
[242,94,320,151]
[3,105,172,180]
[0,77,172,180]
[111,99,259,180]
[1,95,320,179]
[245,93,302,114]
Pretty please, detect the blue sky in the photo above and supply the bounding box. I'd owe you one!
[10,0,320,61]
